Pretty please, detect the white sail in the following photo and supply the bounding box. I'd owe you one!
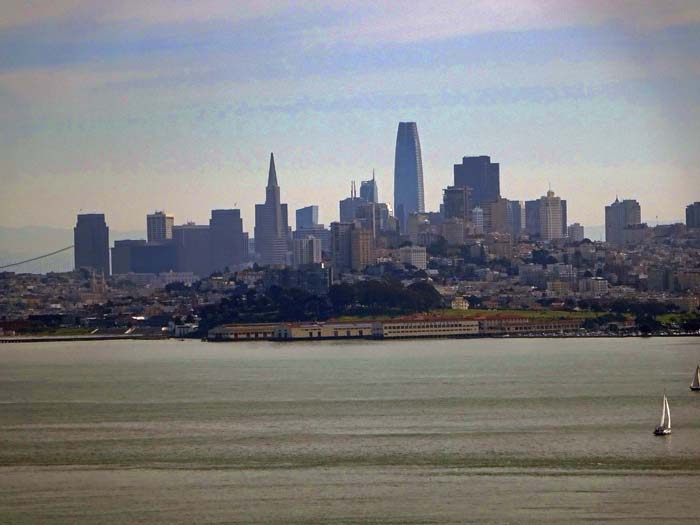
[659,395,666,427]
[664,396,671,430]
[692,366,700,389]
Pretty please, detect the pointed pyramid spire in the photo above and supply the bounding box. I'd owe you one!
[267,152,278,187]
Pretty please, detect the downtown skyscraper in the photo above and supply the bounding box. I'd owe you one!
[453,156,500,207]
[394,122,425,232]
[254,153,289,266]
[605,197,641,245]
[74,213,110,275]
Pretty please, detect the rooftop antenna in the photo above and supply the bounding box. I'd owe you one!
[372,168,376,181]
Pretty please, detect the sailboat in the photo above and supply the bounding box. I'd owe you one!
[653,393,672,436]
[691,365,700,391]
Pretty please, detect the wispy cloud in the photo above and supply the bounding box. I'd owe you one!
[1,1,698,229]
[309,0,700,45]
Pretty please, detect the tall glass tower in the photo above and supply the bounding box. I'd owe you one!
[393,122,425,232]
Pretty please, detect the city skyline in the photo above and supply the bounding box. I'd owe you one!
[1,2,699,232]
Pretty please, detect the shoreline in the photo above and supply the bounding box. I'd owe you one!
[1,332,697,344]
[0,334,168,344]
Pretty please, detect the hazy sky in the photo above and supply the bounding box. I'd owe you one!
[1,1,699,233]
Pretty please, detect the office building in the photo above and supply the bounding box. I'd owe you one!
[350,227,374,272]
[561,199,568,237]
[173,223,211,277]
[210,209,248,272]
[330,222,353,272]
[443,186,470,221]
[442,218,466,245]
[453,156,500,207]
[356,201,387,240]
[483,198,509,234]
[296,205,318,230]
[375,203,395,232]
[293,237,322,267]
[293,226,331,253]
[525,200,540,237]
[146,211,174,243]
[254,153,290,266]
[111,239,146,274]
[130,242,178,274]
[394,122,425,232]
[74,213,110,275]
[339,181,367,223]
[568,223,585,242]
[578,276,609,296]
[471,207,484,235]
[605,198,641,245]
[399,245,427,270]
[686,202,700,228]
[406,212,430,245]
[360,172,379,203]
[539,190,564,241]
[506,200,525,236]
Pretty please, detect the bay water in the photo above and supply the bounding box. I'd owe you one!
[1,337,699,523]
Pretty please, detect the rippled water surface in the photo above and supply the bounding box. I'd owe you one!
[1,337,699,523]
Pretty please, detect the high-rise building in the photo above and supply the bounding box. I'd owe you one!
[330,222,353,272]
[394,122,425,232]
[539,190,564,241]
[605,198,641,244]
[173,223,211,277]
[254,153,290,266]
[111,239,146,274]
[351,227,374,272]
[406,212,430,245]
[74,213,110,275]
[296,206,318,230]
[354,202,379,240]
[561,200,568,238]
[339,181,367,223]
[453,156,500,207]
[293,226,331,253]
[442,218,466,245]
[483,198,509,234]
[524,200,541,237]
[293,237,322,267]
[686,202,700,228]
[471,207,484,235]
[210,209,248,272]
[506,200,525,236]
[130,242,177,274]
[443,186,471,221]
[375,203,394,232]
[399,245,427,270]
[146,211,174,243]
[568,223,585,242]
[360,171,379,203]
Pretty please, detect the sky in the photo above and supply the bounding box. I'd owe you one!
[1,0,699,234]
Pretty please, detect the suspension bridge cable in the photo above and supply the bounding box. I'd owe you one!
[0,245,74,269]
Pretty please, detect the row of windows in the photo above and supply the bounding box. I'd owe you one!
[230,332,273,339]
[300,329,368,337]
[385,327,477,333]
[386,322,476,329]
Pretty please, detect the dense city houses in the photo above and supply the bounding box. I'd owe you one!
[1,122,699,340]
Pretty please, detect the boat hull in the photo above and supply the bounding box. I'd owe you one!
[653,428,671,436]
[690,386,700,391]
